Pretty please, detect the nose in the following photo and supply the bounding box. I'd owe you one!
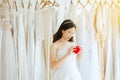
[70,33,73,37]
[68,34,73,39]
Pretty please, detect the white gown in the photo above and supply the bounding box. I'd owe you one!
[17,13,28,80]
[111,7,120,80]
[0,18,2,80]
[41,6,55,80]
[52,46,82,80]
[26,8,35,80]
[1,16,17,80]
[55,0,66,32]
[34,8,45,80]
[68,4,101,80]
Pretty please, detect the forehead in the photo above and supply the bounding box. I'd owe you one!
[65,27,75,31]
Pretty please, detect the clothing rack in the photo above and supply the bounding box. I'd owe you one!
[0,0,120,11]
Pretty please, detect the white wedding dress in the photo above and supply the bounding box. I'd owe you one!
[52,45,82,80]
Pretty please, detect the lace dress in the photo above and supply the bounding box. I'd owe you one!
[52,45,82,80]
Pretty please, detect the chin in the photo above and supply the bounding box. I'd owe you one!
[67,38,71,41]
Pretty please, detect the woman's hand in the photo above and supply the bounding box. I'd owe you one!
[67,46,75,55]
[77,47,83,60]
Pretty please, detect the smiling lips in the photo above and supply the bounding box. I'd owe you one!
[72,46,81,54]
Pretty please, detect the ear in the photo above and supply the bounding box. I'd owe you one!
[62,30,65,33]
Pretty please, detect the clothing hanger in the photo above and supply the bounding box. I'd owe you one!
[71,0,73,5]
[21,0,24,8]
[115,1,120,8]
[17,0,24,9]
[38,0,45,9]
[46,0,53,5]
[76,0,82,6]
[83,0,89,8]
[104,1,111,6]
[94,0,101,8]
[76,0,85,8]
[52,0,59,7]
[113,1,120,8]
[39,0,45,5]
[110,2,117,8]
[99,1,103,7]
[28,0,32,9]
[87,0,93,6]
[69,0,73,6]
[35,0,39,10]
[104,1,115,9]
[40,0,52,9]
[0,0,11,9]
[12,0,18,11]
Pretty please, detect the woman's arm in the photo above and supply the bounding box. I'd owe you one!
[50,44,73,70]
[77,48,82,60]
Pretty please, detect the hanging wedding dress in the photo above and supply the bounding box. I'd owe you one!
[118,7,120,36]
[55,0,66,33]
[88,5,102,80]
[111,7,120,80]
[22,0,29,34]
[26,2,35,80]
[95,4,108,80]
[34,7,45,80]
[69,4,90,80]
[0,13,3,80]
[103,5,113,80]
[10,6,19,80]
[52,46,81,80]
[0,7,17,80]
[118,7,120,79]
[64,0,71,19]
[17,13,28,80]
[69,3,101,80]
[9,0,29,80]
[41,6,56,80]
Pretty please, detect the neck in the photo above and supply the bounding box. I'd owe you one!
[59,37,68,43]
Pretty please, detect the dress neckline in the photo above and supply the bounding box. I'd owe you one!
[57,45,70,52]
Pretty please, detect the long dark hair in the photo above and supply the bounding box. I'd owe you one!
[53,19,76,43]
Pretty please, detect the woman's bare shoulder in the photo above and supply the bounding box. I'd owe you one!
[51,42,59,49]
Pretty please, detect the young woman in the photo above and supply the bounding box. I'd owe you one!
[50,19,82,80]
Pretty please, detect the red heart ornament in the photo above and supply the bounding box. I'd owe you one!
[73,46,81,54]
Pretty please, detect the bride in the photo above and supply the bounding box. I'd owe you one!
[50,19,82,80]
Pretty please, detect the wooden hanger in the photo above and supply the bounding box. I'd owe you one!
[28,0,32,9]
[83,0,89,8]
[12,0,18,11]
[40,0,52,9]
[87,0,93,6]
[93,0,99,7]
[39,0,45,5]
[0,0,11,9]
[104,1,111,6]
[52,0,59,7]
[69,0,73,7]
[39,0,45,9]
[37,0,44,9]
[35,0,39,10]
[99,1,102,7]
[76,0,85,8]
[76,0,82,6]
[21,0,24,8]
[115,1,120,8]
[104,0,114,9]
[110,1,117,8]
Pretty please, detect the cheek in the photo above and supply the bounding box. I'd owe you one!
[65,33,70,37]
[63,33,68,37]
[62,33,68,38]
